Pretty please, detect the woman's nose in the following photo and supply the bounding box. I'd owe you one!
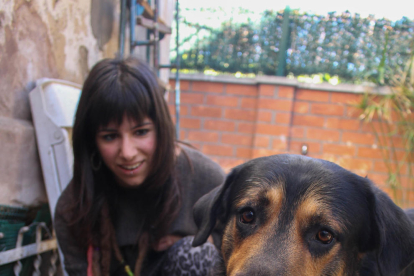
[119,137,137,160]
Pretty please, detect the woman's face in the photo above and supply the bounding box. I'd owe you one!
[95,115,157,188]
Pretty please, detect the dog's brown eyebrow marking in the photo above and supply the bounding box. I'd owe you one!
[288,191,345,275]
[296,183,346,232]
[234,177,284,208]
[227,185,285,275]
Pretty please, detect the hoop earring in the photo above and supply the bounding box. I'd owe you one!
[91,151,102,171]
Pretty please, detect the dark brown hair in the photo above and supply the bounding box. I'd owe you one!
[68,57,180,274]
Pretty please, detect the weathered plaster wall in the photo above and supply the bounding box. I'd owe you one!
[0,0,120,207]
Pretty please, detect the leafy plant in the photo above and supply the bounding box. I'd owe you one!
[356,50,414,206]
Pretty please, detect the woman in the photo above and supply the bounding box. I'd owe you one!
[54,57,225,276]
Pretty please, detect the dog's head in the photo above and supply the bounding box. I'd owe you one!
[193,154,414,276]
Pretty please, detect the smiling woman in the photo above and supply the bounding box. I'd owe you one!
[95,116,157,188]
[54,57,225,276]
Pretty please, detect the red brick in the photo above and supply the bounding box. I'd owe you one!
[181,92,204,104]
[236,148,253,159]
[169,80,190,91]
[307,128,340,142]
[238,123,255,134]
[168,104,188,116]
[186,141,202,150]
[256,124,289,136]
[224,109,256,121]
[289,141,321,155]
[254,136,270,148]
[259,84,275,96]
[373,161,407,175]
[178,130,186,140]
[217,158,246,172]
[323,144,355,156]
[187,131,219,142]
[391,136,405,149]
[291,127,305,138]
[167,91,175,104]
[405,192,414,208]
[342,132,376,145]
[252,149,284,158]
[296,89,330,102]
[206,95,238,107]
[257,110,272,122]
[345,106,363,119]
[293,102,310,114]
[203,144,233,156]
[293,115,324,127]
[204,120,236,131]
[272,138,288,150]
[275,113,291,124]
[357,147,384,159]
[278,86,295,98]
[368,174,389,186]
[191,106,222,118]
[180,118,201,129]
[374,135,405,150]
[258,98,292,111]
[401,177,414,188]
[331,92,362,104]
[313,154,340,163]
[222,133,253,146]
[337,158,373,172]
[326,118,360,131]
[240,98,257,108]
[360,121,383,133]
[192,81,224,93]
[226,84,258,96]
[394,150,410,162]
[311,103,344,116]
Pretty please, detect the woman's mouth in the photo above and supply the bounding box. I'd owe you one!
[119,161,143,173]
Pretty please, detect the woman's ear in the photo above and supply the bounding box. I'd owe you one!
[192,167,240,247]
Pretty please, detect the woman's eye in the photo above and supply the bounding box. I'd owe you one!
[316,230,334,244]
[102,134,117,141]
[135,129,149,136]
[240,209,255,224]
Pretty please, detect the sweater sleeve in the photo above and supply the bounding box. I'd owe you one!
[169,145,226,241]
[54,183,88,276]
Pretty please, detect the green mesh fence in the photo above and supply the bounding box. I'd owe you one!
[173,9,414,85]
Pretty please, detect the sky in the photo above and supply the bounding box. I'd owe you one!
[179,0,414,21]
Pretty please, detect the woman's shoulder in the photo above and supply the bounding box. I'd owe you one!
[178,144,223,172]
[177,143,225,187]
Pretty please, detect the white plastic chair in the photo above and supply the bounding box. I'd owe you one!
[29,78,80,221]
[29,78,81,276]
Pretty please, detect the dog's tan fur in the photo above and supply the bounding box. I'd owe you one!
[192,154,414,276]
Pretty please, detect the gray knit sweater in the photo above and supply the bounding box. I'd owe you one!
[54,145,225,275]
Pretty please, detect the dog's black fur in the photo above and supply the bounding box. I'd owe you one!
[192,154,414,276]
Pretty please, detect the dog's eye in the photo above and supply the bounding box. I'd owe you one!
[240,209,255,224]
[316,230,333,244]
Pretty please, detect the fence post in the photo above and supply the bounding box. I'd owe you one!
[276,6,291,76]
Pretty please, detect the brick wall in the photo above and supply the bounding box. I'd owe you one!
[168,75,413,207]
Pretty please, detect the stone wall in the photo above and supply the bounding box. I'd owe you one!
[0,0,173,207]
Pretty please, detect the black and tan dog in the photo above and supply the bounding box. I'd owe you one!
[192,154,414,276]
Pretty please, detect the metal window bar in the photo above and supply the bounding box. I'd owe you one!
[118,0,181,138]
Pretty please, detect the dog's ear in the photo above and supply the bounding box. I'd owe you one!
[362,181,414,275]
[192,167,240,247]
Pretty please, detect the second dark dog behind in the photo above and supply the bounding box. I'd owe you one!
[192,154,414,276]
